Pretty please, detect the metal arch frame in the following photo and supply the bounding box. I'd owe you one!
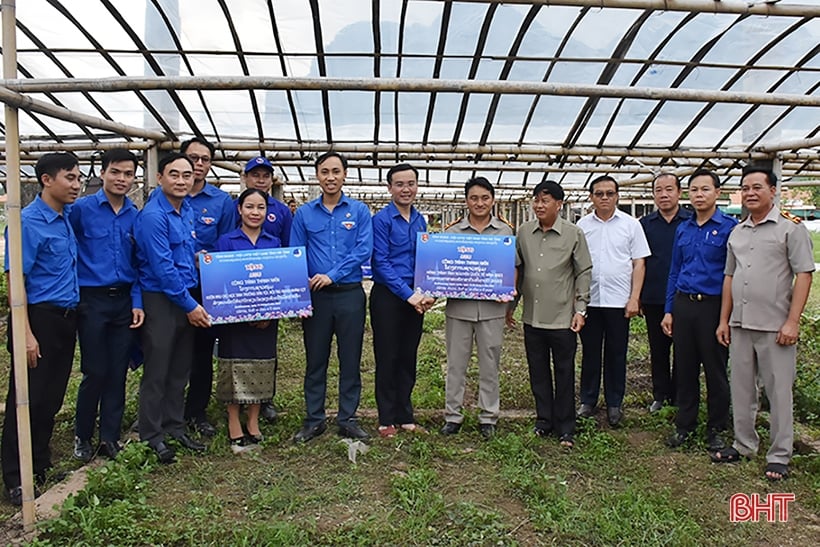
[307,0,332,144]
[421,0,453,146]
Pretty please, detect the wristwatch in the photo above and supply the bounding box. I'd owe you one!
[576,309,587,318]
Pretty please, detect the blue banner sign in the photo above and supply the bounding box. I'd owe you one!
[199,247,312,324]
[413,233,516,301]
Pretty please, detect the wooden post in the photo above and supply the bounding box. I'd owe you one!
[2,0,36,530]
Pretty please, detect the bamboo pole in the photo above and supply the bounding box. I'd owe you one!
[0,85,166,140]
[2,76,818,107]
[2,0,36,530]
[455,0,820,17]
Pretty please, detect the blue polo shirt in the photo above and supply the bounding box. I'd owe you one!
[214,228,281,252]
[134,191,199,313]
[665,209,738,313]
[371,201,427,300]
[234,194,292,247]
[639,207,692,306]
[3,195,79,308]
[290,193,373,284]
[187,182,236,252]
[69,189,142,309]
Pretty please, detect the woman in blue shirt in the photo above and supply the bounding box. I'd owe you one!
[213,188,281,453]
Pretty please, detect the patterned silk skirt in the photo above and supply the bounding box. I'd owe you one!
[215,319,279,405]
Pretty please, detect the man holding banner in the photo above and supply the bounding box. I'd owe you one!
[440,177,514,440]
[290,151,373,443]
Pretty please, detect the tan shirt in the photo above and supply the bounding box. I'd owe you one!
[725,206,815,331]
[444,215,515,321]
[514,217,592,329]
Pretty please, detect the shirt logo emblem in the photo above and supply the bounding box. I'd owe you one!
[342,221,355,230]
[267,213,277,223]
[345,212,351,218]
[201,216,215,225]
[712,230,718,235]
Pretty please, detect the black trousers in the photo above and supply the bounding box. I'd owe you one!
[643,303,676,404]
[75,287,134,442]
[301,285,365,428]
[579,307,630,408]
[138,292,195,445]
[370,283,424,426]
[671,294,729,434]
[184,285,216,422]
[523,325,577,437]
[2,304,77,489]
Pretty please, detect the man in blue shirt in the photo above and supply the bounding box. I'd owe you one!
[661,169,737,451]
[69,149,143,463]
[639,173,692,413]
[239,155,292,423]
[2,152,81,506]
[290,151,373,442]
[180,138,236,438]
[370,164,433,438]
[135,153,211,464]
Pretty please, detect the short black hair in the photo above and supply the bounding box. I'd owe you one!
[387,163,418,184]
[180,137,215,157]
[287,199,297,206]
[465,176,494,197]
[158,152,194,174]
[101,149,138,172]
[741,165,777,187]
[315,151,348,170]
[688,169,720,189]
[237,188,268,207]
[589,175,618,194]
[532,180,564,201]
[653,172,681,190]
[35,152,79,188]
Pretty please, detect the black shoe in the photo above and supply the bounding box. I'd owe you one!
[171,433,206,452]
[229,436,258,455]
[440,421,462,435]
[97,440,123,459]
[576,404,596,418]
[479,424,496,440]
[73,436,94,463]
[260,403,278,423]
[533,426,550,438]
[666,430,691,449]
[188,418,217,438]
[338,422,370,440]
[35,469,67,487]
[293,421,327,443]
[648,400,664,413]
[149,441,176,464]
[607,407,623,427]
[706,430,727,452]
[7,485,40,507]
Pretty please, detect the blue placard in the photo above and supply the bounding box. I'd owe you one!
[413,232,516,301]
[199,247,312,324]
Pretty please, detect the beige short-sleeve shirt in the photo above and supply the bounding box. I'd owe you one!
[515,218,592,329]
[725,206,815,331]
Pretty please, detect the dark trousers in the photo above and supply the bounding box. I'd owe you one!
[138,292,195,445]
[302,285,365,428]
[370,283,424,426]
[75,287,134,442]
[644,303,676,404]
[579,307,630,408]
[671,294,729,434]
[2,305,77,489]
[524,325,577,437]
[184,285,216,422]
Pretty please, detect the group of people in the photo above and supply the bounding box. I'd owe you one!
[1,146,810,507]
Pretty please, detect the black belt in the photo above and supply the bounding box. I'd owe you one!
[81,285,131,297]
[30,303,76,317]
[323,282,361,292]
[677,291,720,302]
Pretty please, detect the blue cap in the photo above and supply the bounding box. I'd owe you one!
[243,156,274,173]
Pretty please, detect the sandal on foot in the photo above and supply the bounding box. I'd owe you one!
[378,425,397,438]
[764,462,789,481]
[400,423,427,434]
[559,433,574,449]
[710,447,743,463]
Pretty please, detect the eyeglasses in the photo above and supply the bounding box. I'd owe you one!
[592,191,617,198]
[187,154,211,164]
[391,181,417,189]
